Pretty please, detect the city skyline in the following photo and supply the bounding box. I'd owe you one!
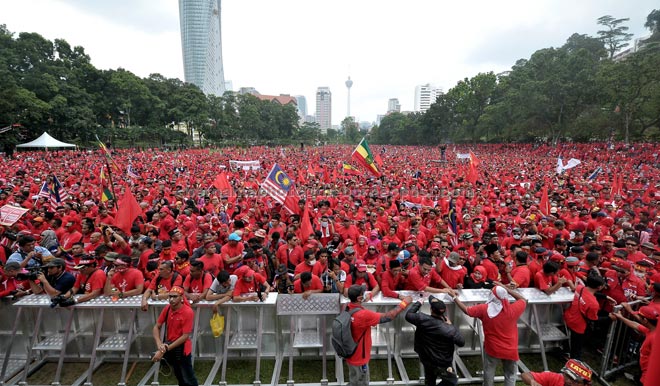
[0,0,656,125]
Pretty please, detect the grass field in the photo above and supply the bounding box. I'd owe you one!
[22,351,636,386]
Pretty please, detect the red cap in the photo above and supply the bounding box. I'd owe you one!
[634,306,659,321]
[602,235,615,242]
[356,260,367,272]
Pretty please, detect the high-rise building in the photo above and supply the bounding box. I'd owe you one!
[387,98,401,113]
[294,95,307,118]
[414,84,443,113]
[315,87,332,134]
[179,0,225,96]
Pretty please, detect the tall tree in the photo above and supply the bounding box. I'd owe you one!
[597,15,634,59]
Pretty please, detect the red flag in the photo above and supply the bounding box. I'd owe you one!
[213,171,234,197]
[539,186,550,216]
[297,168,307,184]
[610,173,622,196]
[374,152,384,168]
[469,151,481,167]
[466,162,478,184]
[116,189,141,234]
[283,185,300,215]
[299,201,313,242]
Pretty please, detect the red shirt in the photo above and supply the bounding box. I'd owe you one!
[157,304,194,355]
[380,270,406,298]
[276,244,304,268]
[232,273,267,297]
[480,258,500,281]
[534,271,557,292]
[346,304,382,366]
[344,272,378,291]
[183,272,213,294]
[0,276,29,298]
[148,273,184,292]
[220,242,244,274]
[467,299,526,360]
[293,275,323,293]
[74,269,106,294]
[294,261,325,277]
[110,268,143,293]
[438,259,467,289]
[563,285,599,333]
[530,371,564,386]
[404,266,440,291]
[639,325,655,385]
[511,265,532,288]
[196,254,224,277]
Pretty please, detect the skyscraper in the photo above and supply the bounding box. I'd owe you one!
[315,87,332,134]
[414,84,443,113]
[387,98,401,113]
[294,95,308,118]
[179,0,226,96]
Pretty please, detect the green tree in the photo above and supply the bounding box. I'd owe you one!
[342,116,360,143]
[597,15,634,59]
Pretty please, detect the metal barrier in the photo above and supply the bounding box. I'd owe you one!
[598,299,648,384]
[0,288,576,386]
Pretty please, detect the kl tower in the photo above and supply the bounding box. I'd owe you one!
[345,76,353,117]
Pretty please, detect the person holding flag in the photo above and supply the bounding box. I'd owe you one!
[352,138,381,177]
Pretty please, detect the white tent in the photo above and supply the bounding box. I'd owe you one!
[15,132,76,149]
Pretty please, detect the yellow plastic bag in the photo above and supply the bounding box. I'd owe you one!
[210,314,225,337]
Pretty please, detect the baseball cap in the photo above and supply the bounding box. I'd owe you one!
[430,242,441,250]
[612,260,632,272]
[168,286,184,296]
[602,236,615,242]
[104,252,119,262]
[344,246,355,255]
[74,259,96,269]
[634,305,659,321]
[355,260,368,272]
[254,229,267,238]
[228,232,241,241]
[428,295,447,314]
[566,256,580,266]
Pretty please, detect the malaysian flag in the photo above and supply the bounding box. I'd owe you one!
[38,175,68,208]
[127,164,139,179]
[261,163,293,204]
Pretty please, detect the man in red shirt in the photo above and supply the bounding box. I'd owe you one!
[276,233,304,272]
[509,251,532,289]
[0,262,31,298]
[404,256,455,296]
[535,261,567,295]
[183,260,213,304]
[293,271,323,299]
[437,252,467,289]
[454,285,527,386]
[220,232,244,274]
[103,256,144,299]
[141,260,183,311]
[344,285,412,386]
[294,250,324,279]
[521,358,593,386]
[380,260,407,299]
[150,286,198,386]
[343,260,380,300]
[197,241,225,277]
[66,258,107,304]
[563,275,605,360]
[232,265,271,302]
[611,305,658,386]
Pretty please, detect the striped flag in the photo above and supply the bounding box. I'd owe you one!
[342,162,361,176]
[96,135,121,173]
[39,175,68,208]
[352,138,380,177]
[261,163,293,204]
[100,166,114,203]
[587,167,602,181]
[448,199,458,246]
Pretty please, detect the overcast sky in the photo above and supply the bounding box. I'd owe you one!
[1,0,656,125]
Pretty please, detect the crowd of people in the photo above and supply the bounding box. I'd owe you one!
[1,142,660,385]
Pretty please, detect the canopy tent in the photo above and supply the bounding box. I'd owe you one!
[15,132,76,149]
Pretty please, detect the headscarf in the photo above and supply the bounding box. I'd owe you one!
[470,266,487,283]
[40,230,58,250]
[486,286,509,318]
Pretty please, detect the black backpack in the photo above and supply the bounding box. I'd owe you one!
[331,307,366,358]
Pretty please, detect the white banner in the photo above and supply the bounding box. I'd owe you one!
[229,160,261,170]
[456,153,470,159]
[0,205,29,226]
[557,157,582,174]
